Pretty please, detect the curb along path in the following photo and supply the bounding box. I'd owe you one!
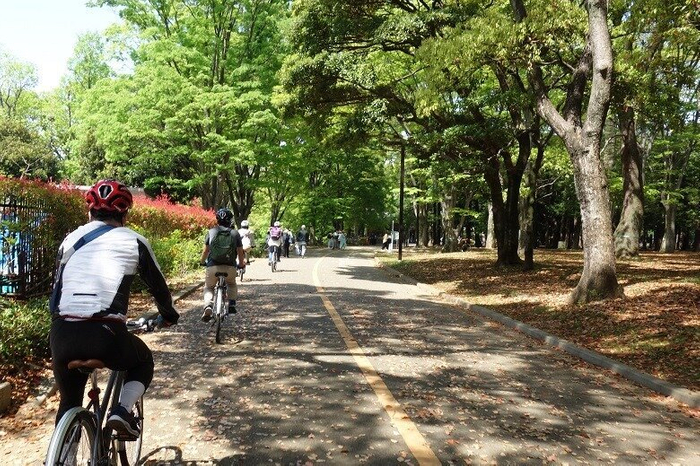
[375,259,700,409]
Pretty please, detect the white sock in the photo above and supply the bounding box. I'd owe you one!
[118,381,145,411]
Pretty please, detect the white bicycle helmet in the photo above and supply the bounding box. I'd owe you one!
[274,221,280,227]
[241,220,249,227]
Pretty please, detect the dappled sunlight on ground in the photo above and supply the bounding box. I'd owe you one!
[382,248,700,391]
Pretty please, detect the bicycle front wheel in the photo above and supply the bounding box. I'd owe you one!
[113,397,143,466]
[45,407,97,466]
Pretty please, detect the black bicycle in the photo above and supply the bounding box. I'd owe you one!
[44,318,157,466]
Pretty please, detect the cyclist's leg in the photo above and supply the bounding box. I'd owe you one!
[203,266,217,307]
[268,245,275,264]
[50,319,102,423]
[202,266,216,321]
[225,265,237,313]
[106,328,153,437]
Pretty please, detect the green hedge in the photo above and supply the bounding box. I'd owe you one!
[0,297,51,367]
[0,180,213,375]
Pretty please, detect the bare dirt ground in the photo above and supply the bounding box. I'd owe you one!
[381,248,700,394]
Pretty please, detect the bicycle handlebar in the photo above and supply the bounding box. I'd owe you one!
[126,314,171,332]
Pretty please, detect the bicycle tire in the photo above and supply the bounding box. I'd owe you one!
[45,407,97,466]
[214,284,224,344]
[238,267,244,282]
[115,396,143,465]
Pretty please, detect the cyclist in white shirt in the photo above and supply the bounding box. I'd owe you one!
[238,219,253,265]
[49,179,179,437]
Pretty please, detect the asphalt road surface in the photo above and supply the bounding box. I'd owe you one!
[1,246,698,465]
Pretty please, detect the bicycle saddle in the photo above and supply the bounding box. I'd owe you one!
[67,359,106,370]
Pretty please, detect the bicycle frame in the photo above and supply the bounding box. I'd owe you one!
[45,367,142,466]
[45,319,154,466]
[89,369,123,461]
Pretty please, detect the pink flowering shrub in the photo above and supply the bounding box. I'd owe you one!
[0,179,210,290]
[128,194,213,240]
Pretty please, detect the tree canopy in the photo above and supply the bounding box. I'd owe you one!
[1,0,698,302]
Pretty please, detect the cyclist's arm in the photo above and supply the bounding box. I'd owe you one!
[137,239,180,325]
[200,244,210,265]
[48,245,66,314]
[200,230,210,265]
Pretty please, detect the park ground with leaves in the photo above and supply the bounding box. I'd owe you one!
[382,248,700,393]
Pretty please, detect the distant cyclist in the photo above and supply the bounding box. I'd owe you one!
[200,208,245,322]
[238,219,253,265]
[267,221,282,265]
[49,179,180,437]
[296,225,309,258]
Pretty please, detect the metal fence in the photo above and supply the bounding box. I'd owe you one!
[1,195,54,298]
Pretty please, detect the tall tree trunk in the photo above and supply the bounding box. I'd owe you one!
[660,194,677,253]
[500,163,524,265]
[614,106,644,258]
[519,161,537,270]
[486,201,497,249]
[568,142,621,302]
[513,0,623,303]
[482,149,522,266]
[440,191,458,252]
[417,202,429,247]
[693,228,700,252]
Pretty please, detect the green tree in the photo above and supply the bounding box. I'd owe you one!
[0,50,38,120]
[86,0,290,220]
[510,0,623,303]
[0,119,58,180]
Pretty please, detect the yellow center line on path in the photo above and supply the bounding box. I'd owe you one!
[312,257,441,466]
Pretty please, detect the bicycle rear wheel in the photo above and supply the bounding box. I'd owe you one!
[114,397,143,465]
[214,285,224,344]
[45,407,97,466]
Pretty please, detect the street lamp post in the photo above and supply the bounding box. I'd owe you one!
[398,143,405,261]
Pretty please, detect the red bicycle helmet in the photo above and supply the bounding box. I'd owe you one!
[85,179,133,213]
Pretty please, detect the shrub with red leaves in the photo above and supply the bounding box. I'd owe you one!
[128,194,213,240]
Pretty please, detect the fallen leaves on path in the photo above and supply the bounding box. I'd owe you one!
[385,249,700,392]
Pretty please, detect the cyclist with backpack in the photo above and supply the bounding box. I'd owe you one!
[267,221,283,265]
[200,208,245,322]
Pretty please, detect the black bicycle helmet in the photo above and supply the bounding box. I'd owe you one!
[216,208,233,226]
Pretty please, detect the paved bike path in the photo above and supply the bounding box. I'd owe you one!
[1,246,698,465]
